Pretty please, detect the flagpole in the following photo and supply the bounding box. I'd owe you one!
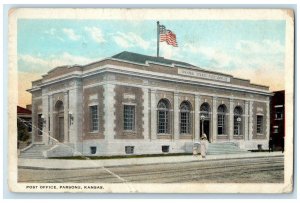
[157,21,159,57]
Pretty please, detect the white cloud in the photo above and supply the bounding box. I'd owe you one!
[160,43,181,59]
[43,28,65,42]
[18,53,97,106]
[62,28,81,41]
[182,43,233,68]
[18,53,94,74]
[84,27,105,43]
[44,28,56,36]
[57,36,65,42]
[223,66,285,91]
[18,54,49,72]
[181,38,285,69]
[114,36,130,48]
[113,32,150,50]
[236,39,284,55]
[178,39,285,91]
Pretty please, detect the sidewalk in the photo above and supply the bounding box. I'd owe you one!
[18,151,284,170]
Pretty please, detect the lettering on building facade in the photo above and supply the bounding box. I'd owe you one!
[178,68,231,82]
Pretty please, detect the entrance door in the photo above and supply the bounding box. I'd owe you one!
[204,120,210,141]
[58,116,64,142]
[200,120,210,141]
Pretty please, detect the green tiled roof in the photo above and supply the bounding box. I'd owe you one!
[111,51,194,67]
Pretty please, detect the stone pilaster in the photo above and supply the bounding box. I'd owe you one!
[142,88,150,140]
[68,80,82,145]
[104,83,116,141]
[249,100,254,140]
[42,94,49,144]
[266,100,270,139]
[194,94,200,141]
[173,92,179,140]
[49,95,54,144]
[229,98,234,141]
[212,97,217,142]
[31,100,37,143]
[150,89,157,140]
[64,91,69,143]
[244,101,249,140]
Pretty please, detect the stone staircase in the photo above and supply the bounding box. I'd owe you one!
[19,144,53,159]
[207,142,249,155]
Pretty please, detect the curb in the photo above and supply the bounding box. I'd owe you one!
[18,154,284,170]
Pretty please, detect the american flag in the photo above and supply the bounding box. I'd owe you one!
[159,25,178,47]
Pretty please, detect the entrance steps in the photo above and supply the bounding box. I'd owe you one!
[207,142,249,155]
[19,144,53,159]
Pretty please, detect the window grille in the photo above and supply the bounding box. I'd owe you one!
[217,105,227,135]
[157,99,170,134]
[90,105,99,132]
[233,106,243,135]
[180,101,191,134]
[257,115,263,134]
[124,105,135,131]
[90,146,97,154]
[125,146,134,154]
[162,145,170,153]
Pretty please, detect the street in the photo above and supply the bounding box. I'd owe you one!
[18,156,284,183]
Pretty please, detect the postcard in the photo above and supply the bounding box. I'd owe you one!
[8,8,294,193]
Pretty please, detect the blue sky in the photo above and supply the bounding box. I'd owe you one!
[17,19,286,107]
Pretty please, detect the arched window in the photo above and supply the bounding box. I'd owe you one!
[200,103,211,119]
[217,104,227,135]
[234,106,243,135]
[157,99,170,134]
[180,101,191,134]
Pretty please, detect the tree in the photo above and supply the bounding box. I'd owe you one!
[17,119,30,142]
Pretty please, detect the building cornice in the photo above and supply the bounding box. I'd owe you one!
[29,64,272,96]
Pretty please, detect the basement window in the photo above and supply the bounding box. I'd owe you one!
[162,145,170,153]
[90,146,97,155]
[125,146,134,154]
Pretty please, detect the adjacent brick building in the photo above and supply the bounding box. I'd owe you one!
[17,106,32,133]
[270,90,285,148]
[28,51,272,157]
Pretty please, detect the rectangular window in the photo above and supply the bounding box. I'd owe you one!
[37,114,43,135]
[158,111,169,134]
[180,112,190,134]
[123,105,135,131]
[257,115,263,134]
[125,146,134,154]
[275,107,283,120]
[218,114,225,135]
[273,126,279,133]
[89,105,99,132]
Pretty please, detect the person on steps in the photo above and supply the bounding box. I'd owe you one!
[200,134,208,158]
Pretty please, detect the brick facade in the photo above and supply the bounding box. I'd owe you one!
[29,51,272,156]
